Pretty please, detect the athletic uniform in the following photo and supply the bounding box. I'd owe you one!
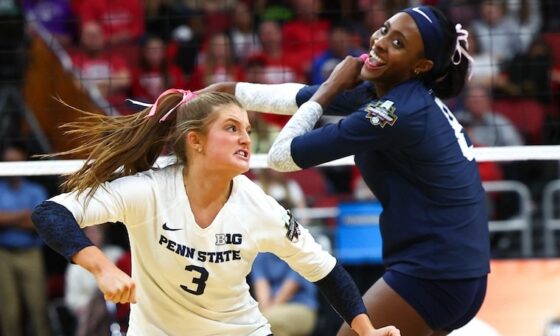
[50,164,336,336]
[237,78,490,331]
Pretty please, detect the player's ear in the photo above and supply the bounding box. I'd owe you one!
[186,131,204,153]
[413,59,433,75]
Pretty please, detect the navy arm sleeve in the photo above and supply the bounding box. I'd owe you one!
[295,82,376,116]
[31,200,93,262]
[314,262,367,326]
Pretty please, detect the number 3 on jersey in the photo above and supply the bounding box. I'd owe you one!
[435,98,475,161]
[181,264,209,295]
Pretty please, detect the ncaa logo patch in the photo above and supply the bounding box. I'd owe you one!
[365,100,397,128]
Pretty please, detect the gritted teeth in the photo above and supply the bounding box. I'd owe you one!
[235,150,248,158]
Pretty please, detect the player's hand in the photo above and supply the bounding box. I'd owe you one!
[324,55,364,92]
[94,264,137,304]
[365,326,401,336]
[352,314,400,336]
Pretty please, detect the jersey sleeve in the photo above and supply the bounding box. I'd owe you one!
[49,174,154,228]
[253,196,336,282]
[296,82,377,116]
[291,103,426,169]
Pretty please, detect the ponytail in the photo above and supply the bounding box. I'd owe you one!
[54,94,183,196]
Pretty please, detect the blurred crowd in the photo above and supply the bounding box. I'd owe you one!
[1,0,560,335]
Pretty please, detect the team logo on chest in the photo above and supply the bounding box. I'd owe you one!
[215,233,242,245]
[365,100,397,128]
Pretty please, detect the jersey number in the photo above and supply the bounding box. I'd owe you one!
[180,265,209,296]
[435,98,475,161]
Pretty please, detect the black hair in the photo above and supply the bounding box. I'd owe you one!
[422,6,469,100]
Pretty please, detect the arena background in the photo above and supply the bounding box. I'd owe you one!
[1,0,560,335]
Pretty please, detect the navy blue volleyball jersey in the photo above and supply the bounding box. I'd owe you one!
[294,79,490,279]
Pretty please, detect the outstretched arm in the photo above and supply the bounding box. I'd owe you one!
[197,81,305,115]
[196,79,375,117]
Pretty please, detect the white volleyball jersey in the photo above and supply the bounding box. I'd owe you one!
[51,164,336,336]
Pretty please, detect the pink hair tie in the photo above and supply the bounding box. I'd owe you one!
[452,24,475,79]
[146,88,198,122]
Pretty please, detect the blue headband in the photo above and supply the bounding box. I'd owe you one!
[402,6,446,74]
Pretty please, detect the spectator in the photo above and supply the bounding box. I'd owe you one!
[506,0,542,53]
[130,35,186,103]
[187,32,245,90]
[0,145,51,336]
[282,0,331,75]
[310,23,365,85]
[251,252,319,336]
[470,0,522,64]
[23,0,76,46]
[495,36,554,105]
[70,21,131,100]
[250,20,305,84]
[168,9,205,77]
[75,0,144,45]
[458,85,524,147]
[144,0,190,41]
[183,0,236,37]
[226,1,262,64]
[64,225,123,336]
[243,20,309,139]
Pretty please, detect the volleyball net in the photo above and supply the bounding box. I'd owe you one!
[1,145,559,176]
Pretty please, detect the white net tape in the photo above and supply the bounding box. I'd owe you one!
[1,145,559,176]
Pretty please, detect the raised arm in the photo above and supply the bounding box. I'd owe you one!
[267,56,366,172]
[197,81,305,115]
[197,79,375,117]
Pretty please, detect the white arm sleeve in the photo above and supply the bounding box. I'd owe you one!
[267,101,324,172]
[235,82,305,115]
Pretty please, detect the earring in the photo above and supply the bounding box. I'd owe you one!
[414,69,420,75]
[197,147,202,153]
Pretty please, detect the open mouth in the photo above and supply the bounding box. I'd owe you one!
[364,50,386,70]
[370,50,385,63]
[235,149,249,160]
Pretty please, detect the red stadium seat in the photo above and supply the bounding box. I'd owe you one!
[286,168,330,205]
[491,98,545,144]
[312,194,343,227]
[543,32,560,66]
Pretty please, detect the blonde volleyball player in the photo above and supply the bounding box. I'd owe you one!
[31,90,399,336]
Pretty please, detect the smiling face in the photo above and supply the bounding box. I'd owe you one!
[361,12,433,92]
[194,104,252,176]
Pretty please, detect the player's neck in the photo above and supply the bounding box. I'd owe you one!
[182,168,233,209]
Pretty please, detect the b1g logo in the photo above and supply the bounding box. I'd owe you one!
[215,233,242,245]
